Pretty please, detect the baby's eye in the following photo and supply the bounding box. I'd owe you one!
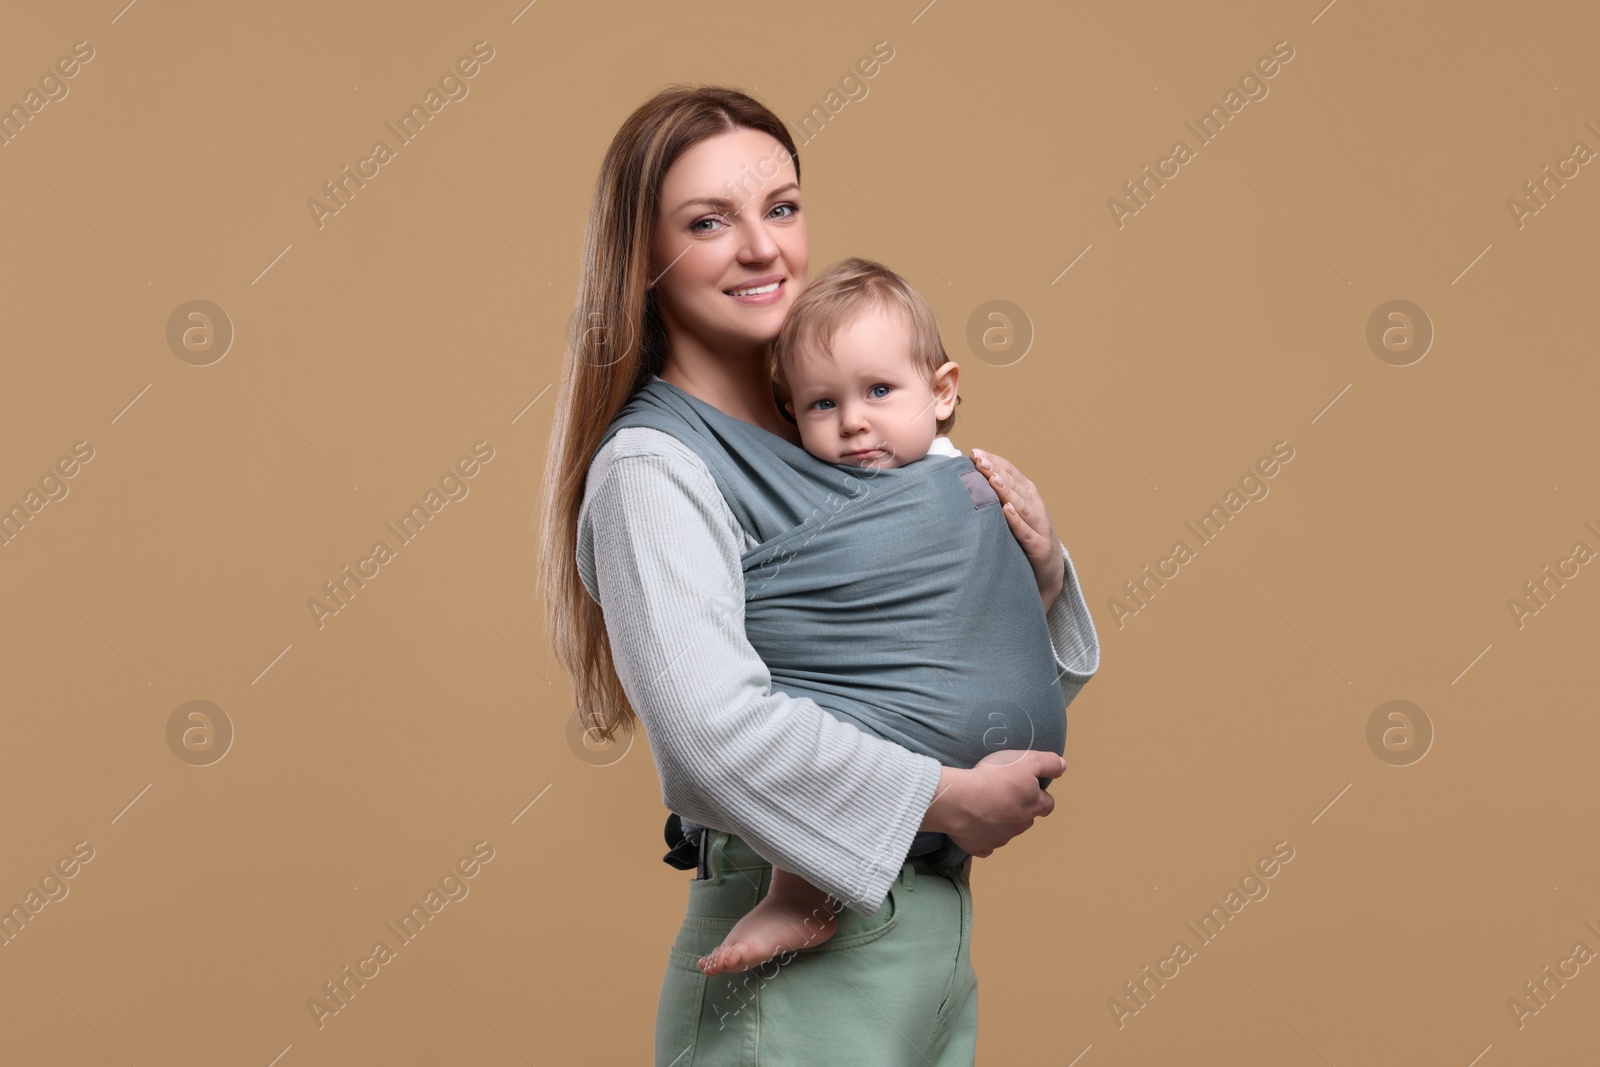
[811,398,835,411]
[869,384,892,398]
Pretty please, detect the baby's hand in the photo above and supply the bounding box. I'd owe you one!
[970,447,1066,607]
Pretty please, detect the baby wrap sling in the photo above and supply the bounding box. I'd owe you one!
[599,377,1077,866]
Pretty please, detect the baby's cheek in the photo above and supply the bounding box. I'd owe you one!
[895,418,938,464]
[794,423,825,457]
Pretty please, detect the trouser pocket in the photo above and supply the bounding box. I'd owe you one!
[931,862,977,1045]
[660,875,765,1067]
[655,947,711,1067]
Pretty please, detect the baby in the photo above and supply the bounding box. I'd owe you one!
[697,256,1060,976]
[770,256,964,474]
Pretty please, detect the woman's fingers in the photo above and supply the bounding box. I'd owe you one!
[941,752,1069,854]
[1000,496,1047,547]
[975,449,1053,536]
[996,482,1029,521]
[973,448,1038,498]
[972,447,1067,601]
[970,446,1011,478]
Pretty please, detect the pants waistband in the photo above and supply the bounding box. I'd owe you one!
[696,829,960,888]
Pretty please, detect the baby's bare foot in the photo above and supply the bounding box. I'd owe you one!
[698,868,840,976]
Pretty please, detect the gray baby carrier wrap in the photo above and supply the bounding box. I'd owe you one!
[602,378,1078,867]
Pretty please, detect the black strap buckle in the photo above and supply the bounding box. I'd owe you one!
[661,812,702,871]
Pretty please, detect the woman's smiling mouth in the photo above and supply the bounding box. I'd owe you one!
[725,276,785,304]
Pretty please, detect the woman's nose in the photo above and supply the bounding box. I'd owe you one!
[737,218,779,262]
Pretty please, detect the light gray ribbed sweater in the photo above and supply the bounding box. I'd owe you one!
[576,408,1101,916]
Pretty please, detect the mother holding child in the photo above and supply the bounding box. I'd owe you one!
[539,85,1101,1065]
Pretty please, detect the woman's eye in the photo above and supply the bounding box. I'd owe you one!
[770,202,799,219]
[690,216,724,233]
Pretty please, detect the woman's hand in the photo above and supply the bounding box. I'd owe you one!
[970,448,1065,608]
[920,750,1065,858]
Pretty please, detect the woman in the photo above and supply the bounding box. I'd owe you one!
[539,86,1100,1065]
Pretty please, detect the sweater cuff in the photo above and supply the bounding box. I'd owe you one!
[848,753,943,916]
[1046,540,1100,685]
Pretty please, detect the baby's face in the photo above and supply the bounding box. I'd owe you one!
[782,304,957,470]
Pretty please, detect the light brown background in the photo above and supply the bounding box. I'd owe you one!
[2,0,1596,1063]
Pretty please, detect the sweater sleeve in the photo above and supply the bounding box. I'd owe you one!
[1046,540,1101,694]
[576,430,943,916]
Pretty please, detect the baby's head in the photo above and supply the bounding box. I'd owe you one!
[773,258,960,470]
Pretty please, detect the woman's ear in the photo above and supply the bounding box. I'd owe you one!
[932,361,960,419]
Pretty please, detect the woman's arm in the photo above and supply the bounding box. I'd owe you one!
[970,447,1101,688]
[578,429,946,916]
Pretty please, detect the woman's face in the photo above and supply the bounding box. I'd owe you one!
[650,127,809,358]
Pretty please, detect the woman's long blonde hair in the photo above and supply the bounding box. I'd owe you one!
[538,85,802,742]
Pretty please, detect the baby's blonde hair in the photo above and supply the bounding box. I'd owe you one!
[773,257,960,435]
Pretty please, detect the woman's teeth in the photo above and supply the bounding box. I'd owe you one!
[728,281,780,296]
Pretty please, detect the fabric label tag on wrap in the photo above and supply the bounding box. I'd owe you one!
[959,469,1000,508]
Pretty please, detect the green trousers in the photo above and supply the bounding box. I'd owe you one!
[655,831,979,1066]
